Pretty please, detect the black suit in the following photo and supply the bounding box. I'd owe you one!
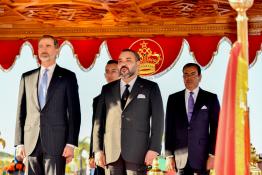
[14,65,81,175]
[165,88,220,173]
[93,77,164,173]
[89,95,105,175]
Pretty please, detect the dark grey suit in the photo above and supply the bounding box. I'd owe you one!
[90,95,105,175]
[165,88,220,174]
[93,77,164,167]
[14,65,81,174]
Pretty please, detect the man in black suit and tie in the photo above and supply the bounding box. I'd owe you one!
[88,59,120,175]
[93,49,164,175]
[165,63,220,175]
[14,35,81,175]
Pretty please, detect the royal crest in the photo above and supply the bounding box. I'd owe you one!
[129,39,164,76]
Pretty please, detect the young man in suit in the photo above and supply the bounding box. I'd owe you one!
[88,59,120,175]
[165,63,220,175]
[14,35,81,175]
[92,49,164,175]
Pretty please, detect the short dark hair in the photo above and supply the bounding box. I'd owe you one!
[107,60,118,65]
[39,35,59,49]
[183,63,201,75]
[121,48,140,61]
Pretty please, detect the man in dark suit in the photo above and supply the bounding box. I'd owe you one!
[89,60,119,175]
[14,35,81,175]
[165,63,220,175]
[93,49,164,175]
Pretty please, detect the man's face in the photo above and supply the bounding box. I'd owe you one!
[183,66,201,91]
[105,63,119,83]
[38,38,58,66]
[118,51,140,79]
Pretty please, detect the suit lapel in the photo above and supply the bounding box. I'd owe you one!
[123,77,142,110]
[180,90,188,123]
[45,65,62,107]
[112,80,121,104]
[32,68,40,110]
[191,88,205,121]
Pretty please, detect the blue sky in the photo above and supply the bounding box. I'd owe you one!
[0,38,261,155]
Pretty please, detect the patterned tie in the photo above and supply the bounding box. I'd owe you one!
[121,84,130,109]
[187,91,194,122]
[38,69,48,109]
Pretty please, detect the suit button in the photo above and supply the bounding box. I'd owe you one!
[122,115,124,118]
[188,126,191,130]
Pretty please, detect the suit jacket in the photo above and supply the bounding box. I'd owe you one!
[89,95,105,175]
[93,77,164,165]
[14,65,81,156]
[165,88,220,171]
[89,95,99,159]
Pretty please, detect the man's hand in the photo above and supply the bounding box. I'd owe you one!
[95,151,106,168]
[206,155,215,170]
[144,150,158,166]
[16,146,26,161]
[165,156,176,171]
[88,157,96,168]
[62,145,74,164]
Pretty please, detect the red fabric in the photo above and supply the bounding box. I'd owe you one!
[107,37,183,76]
[214,42,250,175]
[0,36,261,71]
[70,39,103,69]
[186,36,222,67]
[27,39,103,69]
[214,42,240,175]
[249,36,262,65]
[0,40,24,70]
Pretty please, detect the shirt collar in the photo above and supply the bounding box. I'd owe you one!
[185,87,199,95]
[120,76,137,90]
[40,63,56,75]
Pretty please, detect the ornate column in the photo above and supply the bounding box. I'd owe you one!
[229,0,253,63]
[228,1,262,175]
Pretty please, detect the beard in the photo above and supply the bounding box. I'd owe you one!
[120,66,135,79]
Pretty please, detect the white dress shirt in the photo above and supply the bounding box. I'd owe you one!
[120,76,137,97]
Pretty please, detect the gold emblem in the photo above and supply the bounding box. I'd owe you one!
[130,39,164,76]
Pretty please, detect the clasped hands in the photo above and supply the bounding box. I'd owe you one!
[94,150,159,168]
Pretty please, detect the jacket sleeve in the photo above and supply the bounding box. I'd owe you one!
[14,75,27,146]
[209,94,220,155]
[66,73,81,146]
[149,83,164,154]
[92,86,106,153]
[165,95,175,156]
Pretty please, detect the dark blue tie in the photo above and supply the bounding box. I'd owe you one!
[38,69,48,109]
[187,92,194,122]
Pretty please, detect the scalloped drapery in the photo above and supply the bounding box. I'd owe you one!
[1,36,261,74]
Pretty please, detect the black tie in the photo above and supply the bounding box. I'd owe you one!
[121,84,130,109]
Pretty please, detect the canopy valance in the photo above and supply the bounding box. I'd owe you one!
[1,36,261,76]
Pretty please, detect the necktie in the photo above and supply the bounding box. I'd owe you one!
[38,69,48,109]
[121,84,130,109]
[187,92,194,122]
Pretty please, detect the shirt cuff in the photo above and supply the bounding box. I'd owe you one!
[16,145,24,148]
[66,144,76,149]
[209,154,215,158]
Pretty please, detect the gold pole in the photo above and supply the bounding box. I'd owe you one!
[228,1,261,175]
[229,0,253,65]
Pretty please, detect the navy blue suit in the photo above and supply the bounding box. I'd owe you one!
[165,88,220,173]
